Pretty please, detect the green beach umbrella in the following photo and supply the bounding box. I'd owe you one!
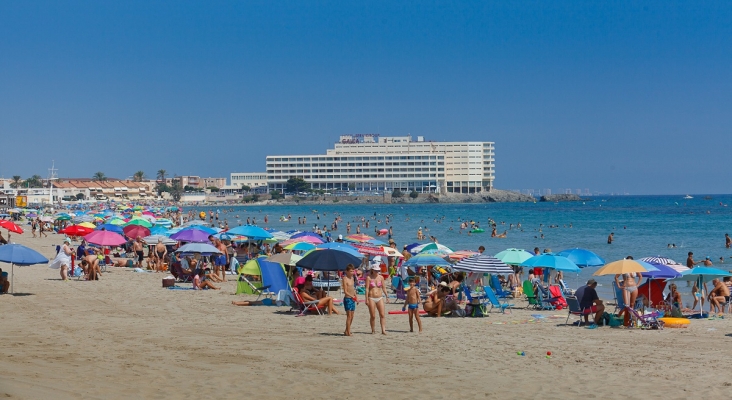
[125,218,153,228]
[495,248,534,265]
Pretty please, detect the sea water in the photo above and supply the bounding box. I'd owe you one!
[187,195,732,301]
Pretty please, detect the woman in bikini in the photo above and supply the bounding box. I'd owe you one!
[365,263,388,334]
[615,271,642,309]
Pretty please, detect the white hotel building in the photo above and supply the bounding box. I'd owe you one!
[266,135,495,194]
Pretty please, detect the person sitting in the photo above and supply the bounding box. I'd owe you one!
[193,268,220,290]
[664,283,684,317]
[303,275,326,299]
[423,282,457,317]
[708,278,730,315]
[297,280,339,315]
[0,269,9,293]
[574,279,605,328]
[204,267,224,283]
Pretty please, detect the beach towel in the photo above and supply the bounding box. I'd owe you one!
[167,286,195,290]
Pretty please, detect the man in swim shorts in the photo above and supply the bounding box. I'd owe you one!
[575,279,605,328]
[133,236,144,269]
[708,278,730,315]
[342,264,357,336]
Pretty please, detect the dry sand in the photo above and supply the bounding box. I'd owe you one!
[2,230,732,399]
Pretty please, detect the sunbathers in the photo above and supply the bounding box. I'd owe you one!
[343,297,356,312]
[369,297,383,303]
[624,285,637,293]
[407,303,419,310]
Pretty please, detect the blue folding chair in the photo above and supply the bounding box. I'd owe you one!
[490,275,513,298]
[483,286,514,314]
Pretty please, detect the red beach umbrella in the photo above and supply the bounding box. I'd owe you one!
[123,225,151,239]
[0,220,24,234]
[59,225,94,236]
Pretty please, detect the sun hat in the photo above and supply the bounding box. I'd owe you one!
[439,281,448,287]
[294,276,306,287]
[370,264,381,271]
[63,237,71,243]
[586,279,597,285]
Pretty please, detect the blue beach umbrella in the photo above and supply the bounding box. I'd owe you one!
[0,244,49,294]
[556,248,606,267]
[520,254,581,273]
[315,242,363,258]
[402,253,452,268]
[95,224,124,235]
[642,262,681,279]
[226,225,273,240]
[296,249,362,271]
[668,267,731,315]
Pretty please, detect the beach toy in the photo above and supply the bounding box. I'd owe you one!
[516,351,525,356]
[546,356,551,359]
[546,351,552,356]
[470,228,484,233]
[658,317,690,328]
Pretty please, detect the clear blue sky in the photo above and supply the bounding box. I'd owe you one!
[1,1,730,194]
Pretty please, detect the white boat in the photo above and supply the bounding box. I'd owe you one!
[683,195,693,199]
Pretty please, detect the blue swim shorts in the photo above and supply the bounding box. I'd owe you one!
[215,255,227,266]
[407,303,419,310]
[343,297,356,312]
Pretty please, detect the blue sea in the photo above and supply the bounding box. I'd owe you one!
[187,195,732,303]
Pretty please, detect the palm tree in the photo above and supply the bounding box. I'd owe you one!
[10,175,22,188]
[133,171,145,182]
[156,169,167,183]
[24,175,43,188]
[92,172,107,181]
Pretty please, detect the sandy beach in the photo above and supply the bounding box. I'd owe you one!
[2,229,732,400]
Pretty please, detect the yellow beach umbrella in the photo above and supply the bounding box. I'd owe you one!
[78,222,96,229]
[593,259,648,276]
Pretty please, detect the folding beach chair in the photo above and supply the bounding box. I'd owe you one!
[490,275,513,299]
[558,279,575,296]
[548,285,568,309]
[237,274,272,301]
[292,287,325,316]
[523,280,541,309]
[392,276,407,303]
[483,286,513,314]
[461,285,487,317]
[565,296,594,326]
[625,307,663,330]
[534,284,558,310]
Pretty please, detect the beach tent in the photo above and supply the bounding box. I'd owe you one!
[236,258,289,295]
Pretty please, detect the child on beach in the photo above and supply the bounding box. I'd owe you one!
[342,264,357,336]
[403,277,423,333]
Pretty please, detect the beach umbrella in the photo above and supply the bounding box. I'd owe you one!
[520,254,580,273]
[123,225,151,239]
[668,266,732,315]
[344,234,374,243]
[78,222,96,229]
[55,214,71,221]
[280,236,324,246]
[155,218,173,227]
[290,231,322,240]
[284,242,316,251]
[296,248,362,271]
[125,218,153,228]
[58,225,94,236]
[556,248,606,267]
[381,246,404,258]
[404,243,423,254]
[447,250,479,261]
[402,253,452,268]
[413,242,454,255]
[639,256,677,266]
[0,244,49,294]
[73,215,96,223]
[108,218,126,226]
[95,224,124,235]
[494,248,534,265]
[0,220,24,235]
[266,252,303,266]
[226,225,273,240]
[351,243,388,256]
[170,228,212,243]
[642,262,682,279]
[452,254,513,274]
[85,231,127,247]
[142,235,177,246]
[593,259,648,276]
[149,226,169,236]
[315,242,363,258]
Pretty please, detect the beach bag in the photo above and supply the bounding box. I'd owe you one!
[452,308,466,318]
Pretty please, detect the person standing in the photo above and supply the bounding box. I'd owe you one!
[403,277,423,333]
[726,234,731,249]
[607,232,614,244]
[365,263,388,335]
[342,265,357,336]
[687,252,700,269]
[133,237,144,269]
[49,237,73,281]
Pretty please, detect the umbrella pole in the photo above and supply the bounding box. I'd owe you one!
[11,263,14,294]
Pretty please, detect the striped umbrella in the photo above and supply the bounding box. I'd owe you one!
[452,254,513,274]
[352,243,389,256]
[639,256,677,266]
[402,253,452,267]
[344,234,374,243]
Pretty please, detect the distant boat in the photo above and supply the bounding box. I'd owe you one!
[683,195,693,199]
[703,196,713,200]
